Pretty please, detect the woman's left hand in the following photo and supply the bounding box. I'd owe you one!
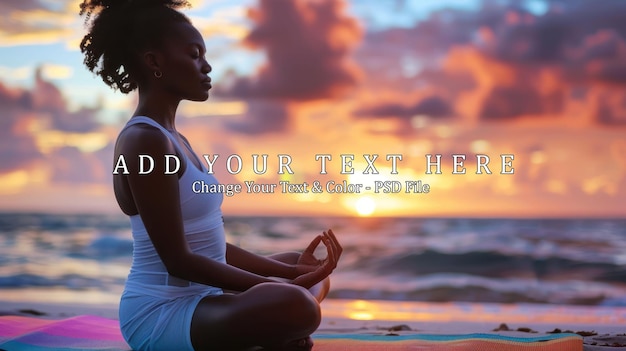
[295,229,342,276]
[290,229,341,289]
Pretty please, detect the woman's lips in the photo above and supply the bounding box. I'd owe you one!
[202,79,212,89]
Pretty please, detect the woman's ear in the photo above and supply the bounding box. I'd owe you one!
[142,51,162,74]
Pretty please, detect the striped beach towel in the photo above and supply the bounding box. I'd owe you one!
[313,333,582,350]
[0,315,582,350]
[0,315,130,351]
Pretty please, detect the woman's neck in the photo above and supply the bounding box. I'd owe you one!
[134,88,180,130]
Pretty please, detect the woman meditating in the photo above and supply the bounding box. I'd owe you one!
[79,1,342,350]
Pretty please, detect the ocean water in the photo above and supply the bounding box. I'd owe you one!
[0,213,625,310]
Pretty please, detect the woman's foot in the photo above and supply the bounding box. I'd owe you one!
[262,336,313,351]
[287,337,313,350]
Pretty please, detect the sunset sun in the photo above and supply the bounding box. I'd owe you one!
[355,196,376,216]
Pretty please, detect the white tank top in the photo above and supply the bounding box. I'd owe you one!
[121,116,226,299]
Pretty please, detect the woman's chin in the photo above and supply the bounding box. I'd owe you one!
[188,92,210,102]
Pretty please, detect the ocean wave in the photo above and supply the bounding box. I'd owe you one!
[375,249,623,282]
[1,213,625,306]
[328,285,609,305]
[68,236,134,260]
[0,273,125,290]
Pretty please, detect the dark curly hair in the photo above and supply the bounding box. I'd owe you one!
[79,0,192,93]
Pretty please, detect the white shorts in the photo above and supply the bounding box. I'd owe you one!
[119,285,221,351]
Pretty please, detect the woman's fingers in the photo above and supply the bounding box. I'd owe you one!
[296,229,340,287]
[327,229,342,257]
[290,230,341,289]
[321,233,337,270]
[294,261,332,288]
[322,230,341,265]
[325,229,342,262]
[321,234,332,260]
[304,235,322,254]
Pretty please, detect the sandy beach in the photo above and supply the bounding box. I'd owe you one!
[1,299,624,350]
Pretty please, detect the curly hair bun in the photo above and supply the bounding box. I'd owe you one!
[79,0,191,93]
[80,0,190,21]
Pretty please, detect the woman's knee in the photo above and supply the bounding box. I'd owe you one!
[252,283,321,330]
[191,284,321,349]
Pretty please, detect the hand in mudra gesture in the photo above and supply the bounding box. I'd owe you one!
[291,229,342,289]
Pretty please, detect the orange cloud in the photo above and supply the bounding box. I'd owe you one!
[224,0,362,101]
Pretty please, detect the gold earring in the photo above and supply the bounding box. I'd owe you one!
[154,71,162,78]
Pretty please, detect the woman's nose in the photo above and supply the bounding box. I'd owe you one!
[202,59,212,74]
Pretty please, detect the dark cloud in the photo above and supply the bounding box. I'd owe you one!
[0,0,64,36]
[0,126,41,172]
[475,1,626,122]
[224,100,289,135]
[357,0,626,123]
[31,68,66,113]
[481,85,564,120]
[32,68,101,133]
[0,68,104,174]
[469,0,626,87]
[94,142,115,184]
[225,0,362,101]
[369,0,626,71]
[50,146,106,184]
[361,3,506,61]
[577,30,626,86]
[595,92,626,125]
[0,81,31,109]
[480,1,626,84]
[0,0,42,12]
[0,83,42,172]
[356,95,453,119]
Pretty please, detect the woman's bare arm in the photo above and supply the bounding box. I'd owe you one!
[226,243,298,279]
[118,125,278,292]
[227,230,342,280]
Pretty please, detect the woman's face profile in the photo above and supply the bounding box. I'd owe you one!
[153,21,213,102]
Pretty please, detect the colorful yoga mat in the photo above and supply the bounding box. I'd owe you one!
[313,333,583,350]
[0,315,582,350]
[0,315,130,350]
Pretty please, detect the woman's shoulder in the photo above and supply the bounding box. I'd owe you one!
[116,119,176,156]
